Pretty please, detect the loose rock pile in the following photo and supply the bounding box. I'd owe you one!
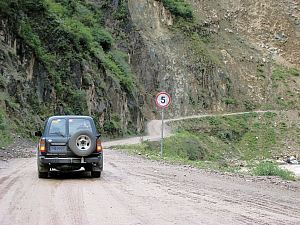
[0,134,35,161]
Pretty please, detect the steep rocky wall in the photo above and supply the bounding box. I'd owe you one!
[0,13,144,136]
[125,0,300,117]
[187,0,300,109]
[1,0,299,138]
[127,0,236,118]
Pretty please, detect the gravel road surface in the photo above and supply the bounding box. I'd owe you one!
[0,149,300,225]
[1,111,300,225]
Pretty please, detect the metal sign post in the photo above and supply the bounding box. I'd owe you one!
[155,92,171,158]
[160,108,164,158]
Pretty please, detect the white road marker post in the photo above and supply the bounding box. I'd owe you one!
[155,92,171,158]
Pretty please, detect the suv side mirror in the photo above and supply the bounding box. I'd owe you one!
[35,131,42,137]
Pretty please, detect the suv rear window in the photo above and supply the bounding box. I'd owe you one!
[69,118,93,136]
[49,119,66,137]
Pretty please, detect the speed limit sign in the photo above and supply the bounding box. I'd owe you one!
[155,92,171,108]
[155,92,171,158]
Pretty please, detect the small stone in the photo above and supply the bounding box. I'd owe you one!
[290,160,299,165]
[289,156,296,161]
[286,156,299,164]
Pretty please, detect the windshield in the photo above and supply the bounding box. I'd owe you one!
[49,119,66,136]
[69,118,93,136]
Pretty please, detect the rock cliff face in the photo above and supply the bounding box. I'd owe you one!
[0,0,299,138]
[125,0,300,117]
[0,2,144,136]
[127,0,233,117]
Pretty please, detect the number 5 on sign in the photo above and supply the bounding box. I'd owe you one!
[155,92,171,108]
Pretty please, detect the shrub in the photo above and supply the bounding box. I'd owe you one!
[253,161,295,180]
[161,0,193,19]
[20,21,44,57]
[264,112,277,118]
[243,100,257,111]
[273,65,300,81]
[113,0,128,21]
[288,68,300,76]
[103,114,123,136]
[44,0,67,17]
[0,109,12,147]
[164,132,208,161]
[93,29,114,51]
[223,98,238,105]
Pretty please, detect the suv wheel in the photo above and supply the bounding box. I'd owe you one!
[38,171,48,178]
[91,171,101,178]
[38,161,49,179]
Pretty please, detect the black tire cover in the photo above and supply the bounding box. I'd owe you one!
[68,130,96,157]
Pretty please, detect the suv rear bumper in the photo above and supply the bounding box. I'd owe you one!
[39,156,102,164]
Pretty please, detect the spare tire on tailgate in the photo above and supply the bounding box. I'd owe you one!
[68,130,96,157]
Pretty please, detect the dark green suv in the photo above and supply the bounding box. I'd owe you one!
[35,116,103,178]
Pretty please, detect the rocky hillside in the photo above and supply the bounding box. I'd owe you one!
[0,0,144,140]
[0,0,299,142]
[126,0,300,117]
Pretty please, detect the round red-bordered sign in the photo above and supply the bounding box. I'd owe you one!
[155,92,171,108]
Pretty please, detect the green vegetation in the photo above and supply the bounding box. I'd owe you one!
[161,0,193,19]
[223,98,238,106]
[113,0,129,22]
[269,65,300,110]
[2,0,136,101]
[0,109,12,147]
[170,112,285,161]
[188,33,221,66]
[272,65,300,81]
[1,0,138,137]
[253,161,295,180]
[120,112,298,179]
[243,100,257,111]
[103,114,123,137]
[257,63,266,77]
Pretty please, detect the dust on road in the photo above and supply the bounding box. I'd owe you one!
[0,149,300,225]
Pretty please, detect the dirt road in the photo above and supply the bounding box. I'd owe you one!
[103,111,272,148]
[0,149,300,225]
[1,111,300,225]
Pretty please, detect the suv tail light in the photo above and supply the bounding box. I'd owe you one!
[96,139,103,153]
[39,139,46,153]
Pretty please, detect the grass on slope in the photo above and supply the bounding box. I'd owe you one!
[0,0,138,137]
[254,161,294,180]
[120,112,298,180]
[161,0,193,19]
[0,109,13,147]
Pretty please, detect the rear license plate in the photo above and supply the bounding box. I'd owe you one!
[50,146,67,153]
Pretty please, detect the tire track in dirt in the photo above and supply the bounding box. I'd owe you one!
[0,137,300,224]
[106,150,300,225]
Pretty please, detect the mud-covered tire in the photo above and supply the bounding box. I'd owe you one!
[68,130,96,157]
[37,158,49,179]
[38,171,48,178]
[91,171,101,178]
